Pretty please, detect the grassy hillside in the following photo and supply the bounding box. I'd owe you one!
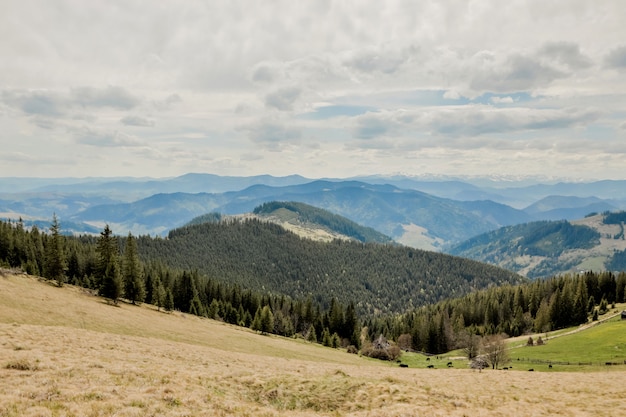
[252,201,394,244]
[3,271,626,416]
[507,312,626,371]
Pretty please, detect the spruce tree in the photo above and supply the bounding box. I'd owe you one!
[44,214,66,287]
[122,233,145,305]
[164,288,174,312]
[306,324,317,342]
[259,305,274,334]
[321,327,331,347]
[97,225,122,303]
[154,279,166,311]
[251,307,262,332]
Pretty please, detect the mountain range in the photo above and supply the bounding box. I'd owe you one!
[2,173,626,259]
[448,212,626,278]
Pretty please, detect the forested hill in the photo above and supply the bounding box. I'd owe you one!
[137,219,526,316]
[448,212,626,279]
[252,201,394,244]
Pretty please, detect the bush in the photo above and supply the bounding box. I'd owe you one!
[360,335,402,361]
[5,359,38,371]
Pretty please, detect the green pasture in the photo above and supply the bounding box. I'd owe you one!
[509,316,626,371]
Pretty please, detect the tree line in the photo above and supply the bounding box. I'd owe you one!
[2,216,625,359]
[365,270,626,354]
[0,218,360,348]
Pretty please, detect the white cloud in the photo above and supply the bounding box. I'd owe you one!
[70,86,140,110]
[264,87,302,111]
[72,126,146,148]
[1,1,626,179]
[121,115,155,127]
[605,46,626,69]
[491,96,514,104]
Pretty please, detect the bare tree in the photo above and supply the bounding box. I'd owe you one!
[461,332,482,360]
[482,333,509,370]
[397,333,412,351]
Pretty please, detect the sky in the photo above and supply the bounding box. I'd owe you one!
[1,0,626,180]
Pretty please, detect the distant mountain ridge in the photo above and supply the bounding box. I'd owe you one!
[64,180,532,248]
[448,211,626,278]
[2,173,626,248]
[250,201,394,244]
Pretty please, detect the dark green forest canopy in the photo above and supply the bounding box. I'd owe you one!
[137,219,526,316]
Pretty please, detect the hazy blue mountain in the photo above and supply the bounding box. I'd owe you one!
[68,180,531,247]
[3,173,311,201]
[0,193,123,219]
[523,195,617,220]
[4,173,626,249]
[447,212,626,278]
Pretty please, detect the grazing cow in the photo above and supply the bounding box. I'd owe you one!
[427,364,434,369]
[447,362,453,367]
[399,364,408,368]
[528,368,534,371]
[548,364,553,369]
[426,357,430,361]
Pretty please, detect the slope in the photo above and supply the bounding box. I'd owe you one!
[137,219,526,316]
[3,272,626,417]
[251,201,394,244]
[448,212,626,278]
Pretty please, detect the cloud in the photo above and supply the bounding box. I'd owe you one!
[343,44,416,75]
[2,90,65,116]
[241,119,301,150]
[538,41,592,70]
[264,87,302,111]
[72,126,145,147]
[353,111,392,139]
[351,106,601,143]
[605,46,626,69]
[2,86,141,117]
[491,96,514,104]
[70,86,140,109]
[470,53,567,93]
[251,63,281,84]
[121,115,155,127]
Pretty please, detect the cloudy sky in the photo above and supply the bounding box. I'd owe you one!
[2,1,626,180]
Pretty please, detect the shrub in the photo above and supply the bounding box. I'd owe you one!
[360,335,402,361]
[5,359,38,371]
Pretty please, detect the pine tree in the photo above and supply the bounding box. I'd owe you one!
[100,259,123,304]
[44,214,66,287]
[306,324,317,343]
[97,225,122,303]
[251,307,262,332]
[259,305,274,334]
[164,288,174,312]
[573,277,589,325]
[122,233,145,305]
[154,279,166,311]
[321,327,332,347]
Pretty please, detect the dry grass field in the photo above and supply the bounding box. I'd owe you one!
[2,271,626,416]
